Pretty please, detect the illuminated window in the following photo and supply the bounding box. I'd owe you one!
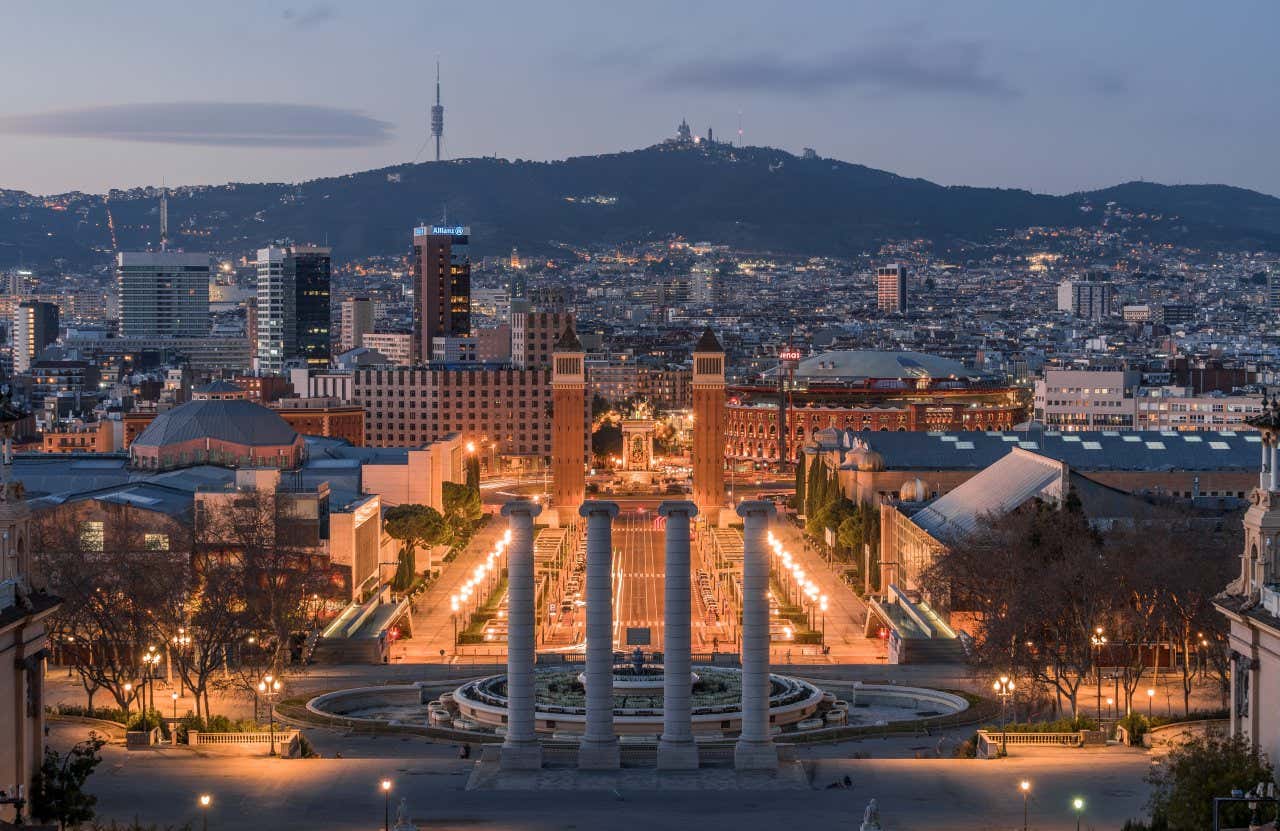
[80,521,105,552]
[144,533,170,551]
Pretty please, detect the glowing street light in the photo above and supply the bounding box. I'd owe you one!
[1147,686,1155,717]
[1071,796,1086,831]
[1019,780,1031,831]
[1091,627,1108,718]
[198,793,212,831]
[380,778,393,831]
[257,676,282,755]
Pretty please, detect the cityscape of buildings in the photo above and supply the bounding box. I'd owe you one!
[1,96,1278,831]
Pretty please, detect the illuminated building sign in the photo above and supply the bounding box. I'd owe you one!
[779,349,802,362]
[413,225,470,238]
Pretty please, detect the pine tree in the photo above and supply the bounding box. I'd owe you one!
[794,453,806,514]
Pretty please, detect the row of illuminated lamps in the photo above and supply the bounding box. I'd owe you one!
[193,778,400,830]
[766,531,829,614]
[1016,780,1088,830]
[449,529,513,619]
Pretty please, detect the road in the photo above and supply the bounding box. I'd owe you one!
[613,509,665,649]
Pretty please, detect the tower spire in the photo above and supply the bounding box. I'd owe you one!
[159,182,169,252]
[430,59,444,162]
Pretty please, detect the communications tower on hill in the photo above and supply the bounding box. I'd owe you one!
[431,61,444,162]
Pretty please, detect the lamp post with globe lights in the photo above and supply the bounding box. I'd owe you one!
[1147,686,1155,717]
[258,675,282,755]
[993,675,1015,755]
[1019,780,1031,831]
[1091,627,1108,718]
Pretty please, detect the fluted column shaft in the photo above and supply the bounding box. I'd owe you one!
[735,500,778,771]
[1262,439,1270,491]
[1271,441,1279,491]
[658,501,698,770]
[578,500,620,769]
[499,500,542,770]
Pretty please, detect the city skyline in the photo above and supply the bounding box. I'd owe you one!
[1,1,1279,196]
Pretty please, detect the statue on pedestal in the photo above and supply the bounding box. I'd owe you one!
[860,798,882,831]
[393,798,416,831]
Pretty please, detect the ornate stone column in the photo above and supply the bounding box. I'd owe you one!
[735,500,778,771]
[658,500,699,770]
[499,500,542,770]
[578,500,620,769]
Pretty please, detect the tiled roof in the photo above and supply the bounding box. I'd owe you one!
[132,400,299,448]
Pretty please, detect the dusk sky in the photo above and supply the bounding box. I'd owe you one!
[2,1,1278,196]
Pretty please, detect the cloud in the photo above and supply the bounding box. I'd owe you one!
[652,40,1018,99]
[0,102,393,148]
[282,3,334,29]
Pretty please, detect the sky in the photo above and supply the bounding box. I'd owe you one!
[2,1,1278,197]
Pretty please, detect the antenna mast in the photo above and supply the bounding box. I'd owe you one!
[431,60,445,162]
[159,184,169,251]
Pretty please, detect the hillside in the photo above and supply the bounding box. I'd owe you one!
[2,142,1279,269]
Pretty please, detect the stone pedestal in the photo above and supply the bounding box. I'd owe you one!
[735,500,778,771]
[578,501,621,770]
[658,500,699,771]
[500,500,542,771]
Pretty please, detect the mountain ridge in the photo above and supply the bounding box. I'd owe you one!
[2,141,1278,269]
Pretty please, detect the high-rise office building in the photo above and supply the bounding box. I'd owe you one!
[115,252,210,337]
[411,224,471,364]
[876,264,908,314]
[1267,267,1280,313]
[340,297,374,353]
[255,245,331,374]
[12,301,59,373]
[292,246,331,368]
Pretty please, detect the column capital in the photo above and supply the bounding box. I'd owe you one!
[736,500,776,520]
[658,500,699,519]
[578,500,620,519]
[501,499,543,519]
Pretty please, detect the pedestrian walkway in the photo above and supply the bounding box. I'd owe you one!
[767,519,886,664]
[393,515,511,663]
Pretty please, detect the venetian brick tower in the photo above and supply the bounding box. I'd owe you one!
[551,325,587,526]
[692,327,726,524]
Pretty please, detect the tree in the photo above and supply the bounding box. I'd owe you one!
[442,481,483,533]
[793,453,806,514]
[31,735,106,830]
[591,421,622,460]
[197,488,331,673]
[465,454,481,494]
[1145,733,1275,831]
[384,504,447,591]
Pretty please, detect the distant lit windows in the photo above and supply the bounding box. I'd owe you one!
[80,521,105,552]
[144,533,170,551]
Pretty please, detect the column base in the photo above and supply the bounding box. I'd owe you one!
[499,741,542,771]
[657,738,699,770]
[577,738,621,770]
[734,740,778,771]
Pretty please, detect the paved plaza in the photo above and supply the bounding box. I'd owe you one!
[53,721,1152,830]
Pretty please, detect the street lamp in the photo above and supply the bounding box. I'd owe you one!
[993,675,1015,755]
[1147,687,1155,717]
[819,595,828,647]
[380,779,392,831]
[171,690,180,722]
[1106,696,1114,719]
[258,675,282,755]
[123,682,133,721]
[198,793,211,831]
[1072,796,1085,831]
[1091,627,1108,718]
[1019,780,1031,831]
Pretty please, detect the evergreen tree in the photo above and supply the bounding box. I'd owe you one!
[465,455,481,494]
[793,453,806,514]
[31,735,106,829]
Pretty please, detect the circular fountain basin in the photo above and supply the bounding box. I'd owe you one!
[307,674,968,740]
